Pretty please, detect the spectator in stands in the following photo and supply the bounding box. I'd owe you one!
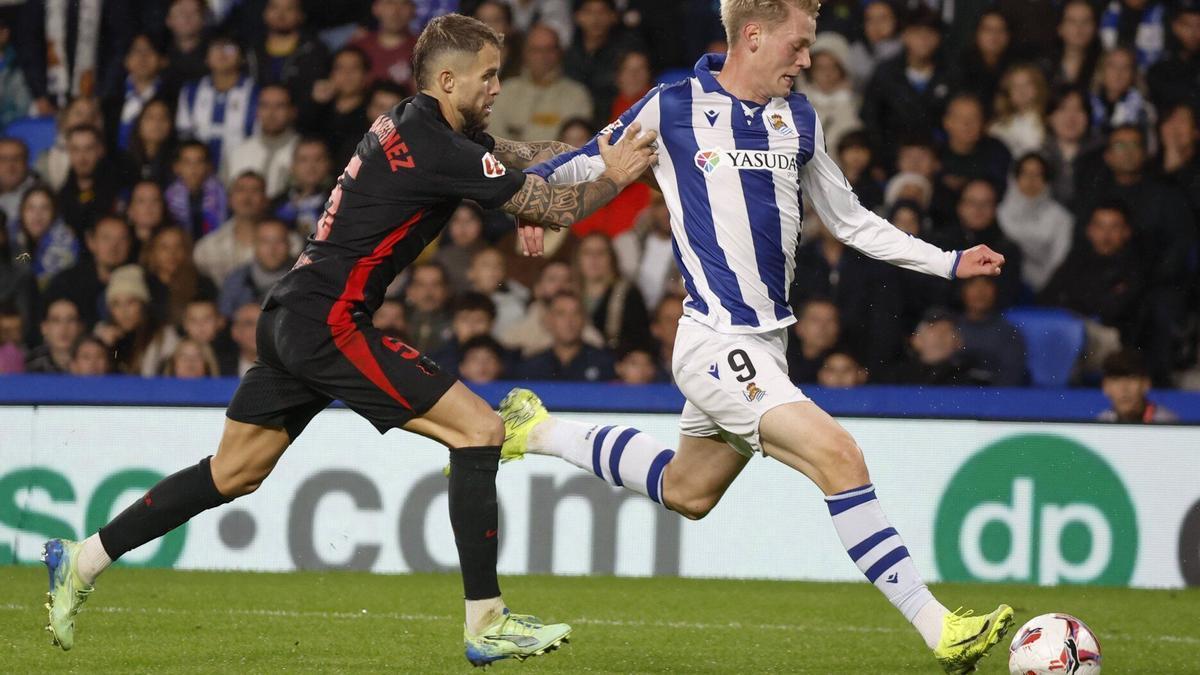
[162,0,210,93]
[16,186,78,288]
[894,137,942,183]
[882,171,933,215]
[1041,88,1098,212]
[565,0,642,124]
[846,0,902,92]
[888,199,928,237]
[1049,0,1102,93]
[933,179,1024,307]
[17,0,131,113]
[435,202,488,295]
[834,131,882,210]
[372,297,407,340]
[1156,104,1200,224]
[163,337,220,378]
[887,309,978,385]
[245,0,330,104]
[799,33,861,155]
[615,348,661,385]
[0,301,24,373]
[93,264,178,376]
[997,153,1073,293]
[58,125,121,239]
[1099,0,1168,68]
[166,141,227,241]
[365,80,407,121]
[556,117,594,149]
[818,350,869,388]
[67,334,112,375]
[468,247,528,339]
[614,191,676,311]
[44,215,132,329]
[37,96,103,191]
[787,298,841,384]
[181,298,236,372]
[503,0,573,48]
[608,49,652,123]
[500,259,604,357]
[649,294,683,380]
[405,261,453,353]
[792,213,905,371]
[229,302,261,377]
[988,64,1049,157]
[472,0,523,80]
[0,140,35,239]
[489,24,592,142]
[304,46,371,168]
[430,292,498,376]
[104,34,172,154]
[0,16,31,128]
[1089,47,1156,137]
[195,171,301,287]
[1148,1,1200,110]
[1098,349,1178,422]
[142,225,217,325]
[222,85,299,199]
[218,218,294,318]
[518,290,616,382]
[458,334,507,384]
[126,181,173,258]
[935,94,1012,224]
[176,35,258,169]
[861,6,949,166]
[575,232,652,353]
[1040,201,1145,361]
[123,99,178,187]
[349,0,417,92]
[25,298,84,374]
[957,276,1026,386]
[952,10,1013,112]
[999,0,1059,59]
[272,137,332,238]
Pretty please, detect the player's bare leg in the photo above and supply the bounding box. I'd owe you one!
[42,419,289,650]
[659,434,749,520]
[407,382,571,666]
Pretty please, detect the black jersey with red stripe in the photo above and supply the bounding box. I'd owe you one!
[266,93,526,323]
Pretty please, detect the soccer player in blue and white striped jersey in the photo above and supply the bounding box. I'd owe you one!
[503,0,1015,671]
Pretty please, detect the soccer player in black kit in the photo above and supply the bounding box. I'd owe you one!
[39,14,657,667]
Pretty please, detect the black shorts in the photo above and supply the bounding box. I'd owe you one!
[226,304,456,439]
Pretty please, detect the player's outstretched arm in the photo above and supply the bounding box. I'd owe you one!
[491,137,577,171]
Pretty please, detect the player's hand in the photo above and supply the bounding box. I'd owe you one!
[517,219,552,257]
[955,244,1005,278]
[598,121,658,188]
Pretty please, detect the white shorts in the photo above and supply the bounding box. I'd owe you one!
[672,320,809,458]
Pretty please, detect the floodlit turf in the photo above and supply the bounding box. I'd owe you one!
[1,566,1197,673]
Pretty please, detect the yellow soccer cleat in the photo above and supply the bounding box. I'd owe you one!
[464,609,571,667]
[41,539,94,651]
[933,604,1015,674]
[497,388,549,463]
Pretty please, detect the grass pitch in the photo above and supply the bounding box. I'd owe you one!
[1,566,1197,673]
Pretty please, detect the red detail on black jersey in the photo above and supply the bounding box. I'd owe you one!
[381,336,419,359]
[326,210,425,409]
[369,114,415,171]
[481,152,506,177]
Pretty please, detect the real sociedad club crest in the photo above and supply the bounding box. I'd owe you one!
[694,149,722,174]
[769,113,794,135]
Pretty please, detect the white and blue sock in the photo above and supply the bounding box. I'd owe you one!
[826,483,948,649]
[529,419,675,505]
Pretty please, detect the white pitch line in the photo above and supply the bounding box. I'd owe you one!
[3,602,1198,645]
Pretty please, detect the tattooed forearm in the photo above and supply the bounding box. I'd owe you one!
[492,137,577,169]
[503,175,620,228]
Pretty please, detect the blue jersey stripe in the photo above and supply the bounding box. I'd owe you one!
[659,83,758,327]
[729,101,790,322]
[526,86,660,180]
[670,234,708,315]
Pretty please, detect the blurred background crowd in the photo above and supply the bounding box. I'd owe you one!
[0,0,1196,403]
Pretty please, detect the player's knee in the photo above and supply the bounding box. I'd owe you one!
[665,488,718,521]
[462,412,505,447]
[818,430,867,476]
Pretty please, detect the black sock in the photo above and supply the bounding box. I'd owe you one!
[448,446,502,600]
[98,456,231,560]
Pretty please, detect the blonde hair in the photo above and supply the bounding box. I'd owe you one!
[994,63,1048,121]
[721,0,821,45]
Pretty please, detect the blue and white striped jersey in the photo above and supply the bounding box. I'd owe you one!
[529,54,960,334]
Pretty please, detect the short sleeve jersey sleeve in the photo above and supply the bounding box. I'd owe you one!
[431,132,527,209]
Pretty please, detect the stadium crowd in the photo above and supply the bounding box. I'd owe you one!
[0,0,1197,401]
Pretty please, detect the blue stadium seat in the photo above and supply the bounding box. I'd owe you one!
[655,67,692,86]
[3,116,58,168]
[1003,307,1085,387]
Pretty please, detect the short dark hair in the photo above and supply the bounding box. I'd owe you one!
[334,45,371,73]
[1103,349,1148,379]
[836,129,871,155]
[175,140,210,163]
[1108,123,1145,149]
[461,334,505,360]
[65,124,103,143]
[454,291,497,320]
[1014,152,1054,182]
[413,14,503,90]
[1089,199,1132,225]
